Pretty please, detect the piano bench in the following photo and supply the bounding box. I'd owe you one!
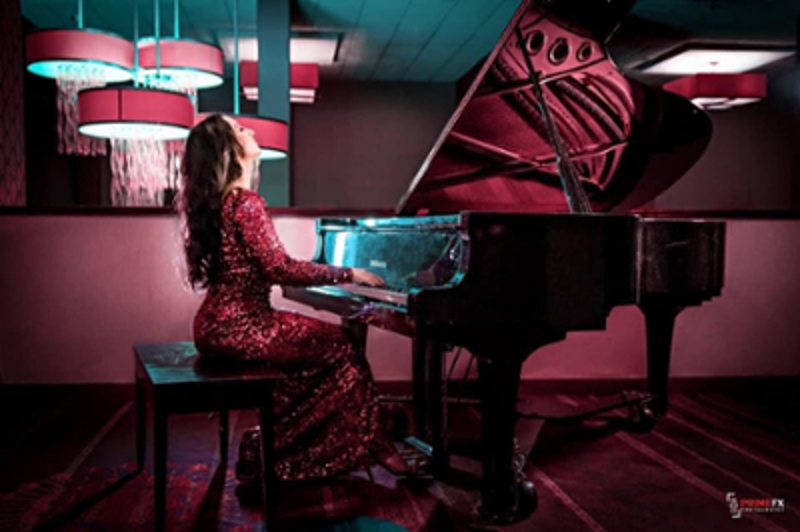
[133,342,285,532]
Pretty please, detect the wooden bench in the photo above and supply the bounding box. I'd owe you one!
[134,342,284,531]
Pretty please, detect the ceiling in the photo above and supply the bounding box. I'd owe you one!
[20,0,798,83]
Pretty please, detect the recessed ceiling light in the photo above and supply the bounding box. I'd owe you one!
[218,34,340,65]
[639,45,793,75]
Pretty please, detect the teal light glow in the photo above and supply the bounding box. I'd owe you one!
[137,68,223,89]
[333,232,347,266]
[260,148,287,160]
[79,122,190,140]
[27,60,132,82]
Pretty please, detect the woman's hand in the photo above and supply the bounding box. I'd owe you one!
[352,268,386,288]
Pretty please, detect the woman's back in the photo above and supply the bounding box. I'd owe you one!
[193,186,351,360]
[181,114,413,483]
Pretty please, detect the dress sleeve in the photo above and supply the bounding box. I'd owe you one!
[231,191,353,286]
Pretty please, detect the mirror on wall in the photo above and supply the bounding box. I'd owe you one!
[14,1,800,212]
[20,0,261,210]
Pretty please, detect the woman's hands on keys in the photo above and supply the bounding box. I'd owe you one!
[352,268,386,288]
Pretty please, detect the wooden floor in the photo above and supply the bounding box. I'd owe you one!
[1,383,798,531]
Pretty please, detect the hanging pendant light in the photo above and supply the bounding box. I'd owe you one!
[239,61,319,103]
[225,0,288,160]
[25,0,132,155]
[663,73,767,111]
[196,112,288,160]
[137,38,224,89]
[72,0,194,207]
[77,0,194,140]
[135,0,224,90]
[78,86,194,140]
[26,29,133,82]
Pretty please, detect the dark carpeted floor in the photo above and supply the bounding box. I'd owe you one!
[0,384,797,531]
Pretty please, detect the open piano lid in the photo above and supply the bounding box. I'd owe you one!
[397,0,712,216]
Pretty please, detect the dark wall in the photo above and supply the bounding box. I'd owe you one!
[198,80,456,209]
[22,19,111,208]
[291,81,455,209]
[655,69,799,212]
[0,0,26,206]
[795,16,800,210]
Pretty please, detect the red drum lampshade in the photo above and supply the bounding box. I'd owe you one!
[26,29,133,82]
[78,87,195,140]
[136,38,225,89]
[663,73,767,110]
[194,113,288,160]
[240,61,320,103]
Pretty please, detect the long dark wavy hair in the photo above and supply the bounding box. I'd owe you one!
[179,114,245,289]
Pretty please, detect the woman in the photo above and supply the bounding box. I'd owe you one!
[180,114,413,481]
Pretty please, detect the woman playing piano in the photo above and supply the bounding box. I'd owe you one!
[179,114,415,482]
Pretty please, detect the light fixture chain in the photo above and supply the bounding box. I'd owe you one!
[174,0,180,39]
[233,0,240,115]
[133,0,139,87]
[154,0,161,75]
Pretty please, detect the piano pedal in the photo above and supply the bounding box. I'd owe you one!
[403,435,433,457]
[377,394,413,404]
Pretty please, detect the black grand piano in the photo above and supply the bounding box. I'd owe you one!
[284,0,725,523]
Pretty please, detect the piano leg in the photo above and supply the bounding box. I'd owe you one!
[411,333,450,474]
[640,299,683,418]
[427,339,449,476]
[412,333,428,441]
[476,353,535,523]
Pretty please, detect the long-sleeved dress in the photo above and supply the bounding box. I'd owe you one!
[193,187,392,481]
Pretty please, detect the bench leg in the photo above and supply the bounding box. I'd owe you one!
[219,410,229,468]
[136,376,146,471]
[259,393,277,531]
[154,409,168,532]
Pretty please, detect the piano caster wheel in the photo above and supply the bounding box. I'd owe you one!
[518,479,538,517]
[628,401,658,433]
[477,481,538,524]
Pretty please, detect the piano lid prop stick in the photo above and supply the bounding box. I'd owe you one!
[513,27,592,214]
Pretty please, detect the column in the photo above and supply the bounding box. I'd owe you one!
[257,0,291,206]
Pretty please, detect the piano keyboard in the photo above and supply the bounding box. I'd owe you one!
[338,284,409,307]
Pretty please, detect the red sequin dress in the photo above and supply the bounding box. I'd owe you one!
[193,187,391,481]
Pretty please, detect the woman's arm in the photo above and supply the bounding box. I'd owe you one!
[232,191,353,286]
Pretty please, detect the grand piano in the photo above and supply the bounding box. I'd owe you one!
[284,0,726,523]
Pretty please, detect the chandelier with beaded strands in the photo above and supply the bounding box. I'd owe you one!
[126,0,224,206]
[135,0,225,93]
[25,0,134,156]
[78,0,200,206]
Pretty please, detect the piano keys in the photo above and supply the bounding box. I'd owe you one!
[284,0,726,523]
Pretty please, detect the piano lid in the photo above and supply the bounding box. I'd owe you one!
[397,0,712,216]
